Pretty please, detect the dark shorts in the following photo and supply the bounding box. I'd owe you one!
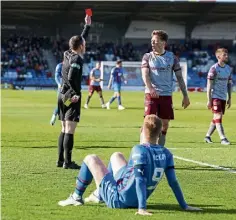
[99,172,128,209]
[212,98,226,115]
[58,93,81,122]
[89,85,102,93]
[144,94,174,120]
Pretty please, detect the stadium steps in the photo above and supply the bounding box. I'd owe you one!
[42,49,57,74]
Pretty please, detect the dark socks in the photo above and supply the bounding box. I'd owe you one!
[58,132,65,162]
[63,133,74,164]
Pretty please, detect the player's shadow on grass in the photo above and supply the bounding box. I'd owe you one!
[79,125,141,129]
[124,107,145,110]
[170,126,193,128]
[77,145,130,150]
[21,145,57,149]
[82,107,144,110]
[77,140,138,143]
[21,145,131,149]
[171,141,205,144]
[148,204,236,214]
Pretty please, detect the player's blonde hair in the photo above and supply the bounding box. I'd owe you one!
[151,30,168,42]
[215,48,228,56]
[143,115,162,140]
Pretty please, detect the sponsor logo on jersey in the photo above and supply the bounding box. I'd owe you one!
[150,65,171,71]
[217,77,228,81]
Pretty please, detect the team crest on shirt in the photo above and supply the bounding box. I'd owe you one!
[165,57,171,63]
[71,63,80,69]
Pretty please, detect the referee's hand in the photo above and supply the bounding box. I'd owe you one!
[71,95,79,103]
[85,15,91,26]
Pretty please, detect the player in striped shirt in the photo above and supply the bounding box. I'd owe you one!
[204,48,232,145]
[141,30,190,146]
[84,62,106,109]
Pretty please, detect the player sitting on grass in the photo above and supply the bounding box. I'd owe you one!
[58,115,202,215]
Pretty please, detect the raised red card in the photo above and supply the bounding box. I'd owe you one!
[85,8,92,16]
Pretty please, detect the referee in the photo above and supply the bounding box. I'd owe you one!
[57,15,91,169]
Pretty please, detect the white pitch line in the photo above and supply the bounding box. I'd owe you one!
[169,148,225,150]
[174,155,236,174]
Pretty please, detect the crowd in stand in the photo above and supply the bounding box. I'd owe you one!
[1,35,50,81]
[52,40,142,63]
[1,35,236,88]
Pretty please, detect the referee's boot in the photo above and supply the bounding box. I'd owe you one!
[63,161,81,169]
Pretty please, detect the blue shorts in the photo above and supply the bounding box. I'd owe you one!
[113,84,121,92]
[99,172,127,209]
[114,165,127,181]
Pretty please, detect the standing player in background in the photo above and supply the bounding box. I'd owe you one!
[58,115,202,215]
[141,30,190,146]
[84,62,106,109]
[56,14,91,169]
[106,60,127,110]
[50,62,63,126]
[204,48,232,145]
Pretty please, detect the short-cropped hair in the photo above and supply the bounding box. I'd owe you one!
[215,48,228,56]
[143,115,162,139]
[69,35,84,50]
[151,30,168,42]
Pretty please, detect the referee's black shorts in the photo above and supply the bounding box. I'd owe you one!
[58,93,81,122]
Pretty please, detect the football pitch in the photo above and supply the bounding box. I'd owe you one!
[1,90,236,220]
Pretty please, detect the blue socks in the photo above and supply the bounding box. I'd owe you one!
[75,162,93,197]
[117,96,121,105]
[109,96,117,104]
[109,96,121,105]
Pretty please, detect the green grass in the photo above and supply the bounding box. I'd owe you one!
[1,90,236,220]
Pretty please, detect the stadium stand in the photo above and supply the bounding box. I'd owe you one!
[1,35,55,88]
[1,1,236,89]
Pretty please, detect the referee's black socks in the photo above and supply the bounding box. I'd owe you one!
[63,133,74,164]
[58,132,65,162]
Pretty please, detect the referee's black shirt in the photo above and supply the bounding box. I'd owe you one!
[61,25,90,97]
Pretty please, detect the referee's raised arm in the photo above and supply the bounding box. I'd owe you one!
[81,15,91,40]
[62,15,92,100]
[56,14,92,170]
